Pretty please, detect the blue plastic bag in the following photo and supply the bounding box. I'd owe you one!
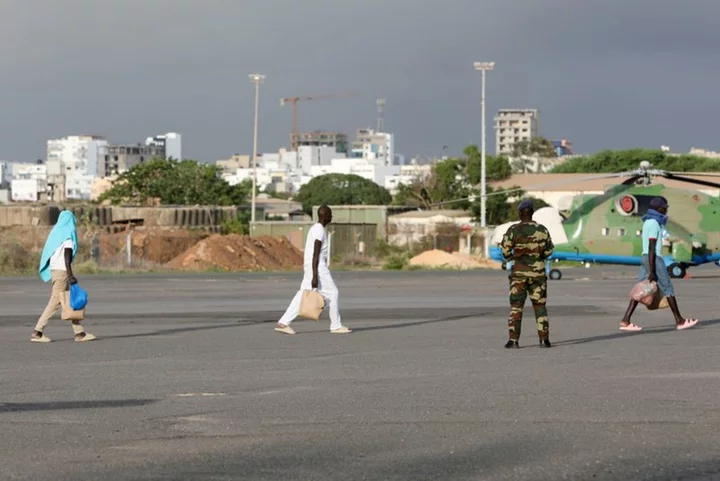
[69,283,88,310]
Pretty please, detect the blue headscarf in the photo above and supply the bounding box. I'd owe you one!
[642,197,668,226]
[39,211,78,282]
[642,208,667,226]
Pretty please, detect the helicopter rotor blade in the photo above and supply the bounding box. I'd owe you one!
[666,171,720,177]
[662,172,720,189]
[430,171,638,208]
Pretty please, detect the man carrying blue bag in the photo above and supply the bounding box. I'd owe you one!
[31,210,96,343]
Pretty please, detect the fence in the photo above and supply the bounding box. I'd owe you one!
[388,231,488,256]
[250,221,378,260]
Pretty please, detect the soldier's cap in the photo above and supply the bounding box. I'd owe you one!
[649,197,668,209]
[518,199,534,212]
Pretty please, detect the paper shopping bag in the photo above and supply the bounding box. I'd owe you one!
[299,290,325,321]
[61,290,86,321]
[645,288,669,310]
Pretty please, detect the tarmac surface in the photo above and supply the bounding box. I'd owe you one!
[1,265,720,481]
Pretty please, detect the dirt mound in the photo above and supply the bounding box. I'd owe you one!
[98,229,207,265]
[409,249,501,270]
[166,235,304,271]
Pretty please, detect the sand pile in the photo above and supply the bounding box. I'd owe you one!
[98,229,206,264]
[166,234,304,271]
[409,249,502,270]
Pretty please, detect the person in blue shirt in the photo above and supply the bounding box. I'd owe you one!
[619,196,698,332]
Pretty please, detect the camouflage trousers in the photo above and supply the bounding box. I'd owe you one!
[508,275,549,341]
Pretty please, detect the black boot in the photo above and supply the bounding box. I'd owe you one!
[539,338,551,348]
[505,339,519,349]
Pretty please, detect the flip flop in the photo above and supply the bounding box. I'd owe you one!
[677,319,699,331]
[619,323,642,332]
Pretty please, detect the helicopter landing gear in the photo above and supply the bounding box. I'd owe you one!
[667,263,686,279]
[549,269,562,280]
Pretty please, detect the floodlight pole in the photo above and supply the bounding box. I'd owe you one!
[474,61,494,228]
[249,73,265,224]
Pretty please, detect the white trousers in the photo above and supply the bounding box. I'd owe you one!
[278,267,342,330]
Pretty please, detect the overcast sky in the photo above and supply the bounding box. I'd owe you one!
[1,0,719,163]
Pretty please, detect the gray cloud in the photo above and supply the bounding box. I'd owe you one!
[1,0,719,162]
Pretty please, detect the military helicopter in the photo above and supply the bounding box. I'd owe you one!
[484,161,720,280]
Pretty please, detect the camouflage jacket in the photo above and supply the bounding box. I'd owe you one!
[500,221,554,278]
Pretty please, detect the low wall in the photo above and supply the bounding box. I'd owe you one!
[0,204,241,229]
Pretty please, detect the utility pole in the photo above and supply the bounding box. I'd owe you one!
[473,61,495,228]
[249,73,265,224]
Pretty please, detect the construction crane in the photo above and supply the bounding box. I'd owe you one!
[280,92,358,151]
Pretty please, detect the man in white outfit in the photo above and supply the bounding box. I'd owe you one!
[275,205,351,335]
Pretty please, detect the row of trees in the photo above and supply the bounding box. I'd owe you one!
[550,148,720,173]
[97,145,720,228]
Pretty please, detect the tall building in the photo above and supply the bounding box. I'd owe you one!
[494,109,539,156]
[97,144,166,177]
[350,128,394,166]
[47,135,108,178]
[46,135,108,199]
[146,132,182,160]
[292,131,348,154]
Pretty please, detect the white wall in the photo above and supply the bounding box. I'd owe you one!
[11,178,43,202]
[299,146,343,175]
[146,132,182,161]
[47,136,107,178]
[66,174,95,200]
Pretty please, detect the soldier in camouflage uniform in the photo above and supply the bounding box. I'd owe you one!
[500,199,554,349]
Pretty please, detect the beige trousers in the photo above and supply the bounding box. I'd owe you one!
[35,270,85,335]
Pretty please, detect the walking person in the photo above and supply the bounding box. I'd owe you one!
[619,196,698,331]
[500,199,554,348]
[275,205,351,335]
[31,210,96,343]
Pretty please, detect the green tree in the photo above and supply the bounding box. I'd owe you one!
[98,157,252,206]
[464,145,513,183]
[469,187,549,225]
[391,145,512,210]
[551,149,720,174]
[296,173,392,214]
[511,137,557,173]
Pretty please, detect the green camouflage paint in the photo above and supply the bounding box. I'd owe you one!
[552,184,720,263]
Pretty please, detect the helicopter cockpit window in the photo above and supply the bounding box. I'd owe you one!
[602,227,609,236]
[618,228,626,236]
[615,194,657,217]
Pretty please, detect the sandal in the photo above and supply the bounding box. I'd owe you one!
[619,323,642,332]
[676,319,699,331]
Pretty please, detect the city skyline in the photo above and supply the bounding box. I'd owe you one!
[1,0,719,162]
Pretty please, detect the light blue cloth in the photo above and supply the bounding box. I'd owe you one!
[38,211,78,282]
[641,218,665,257]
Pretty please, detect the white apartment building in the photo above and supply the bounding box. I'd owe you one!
[11,164,47,202]
[219,129,411,196]
[310,158,400,186]
[384,164,432,195]
[350,128,394,166]
[47,135,109,199]
[47,135,108,178]
[494,109,539,156]
[146,132,182,161]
